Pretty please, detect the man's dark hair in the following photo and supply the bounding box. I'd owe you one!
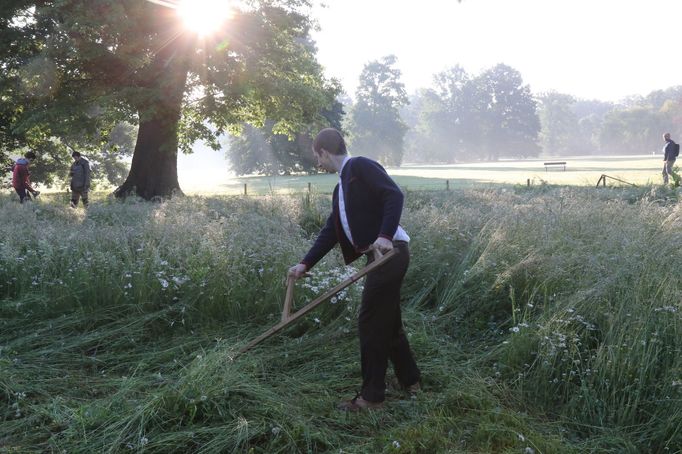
[71,151,81,157]
[313,128,347,155]
[24,151,36,160]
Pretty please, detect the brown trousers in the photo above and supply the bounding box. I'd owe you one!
[359,241,420,402]
[662,159,676,184]
[70,188,89,207]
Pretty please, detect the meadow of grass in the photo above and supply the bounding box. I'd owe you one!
[1,183,681,453]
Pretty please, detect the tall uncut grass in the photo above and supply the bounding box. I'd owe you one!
[1,185,680,453]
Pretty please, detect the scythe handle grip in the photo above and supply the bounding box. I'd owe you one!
[281,275,296,322]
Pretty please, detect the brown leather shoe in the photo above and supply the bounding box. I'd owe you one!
[337,395,384,411]
[407,381,421,394]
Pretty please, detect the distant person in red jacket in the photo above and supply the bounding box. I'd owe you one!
[12,151,40,203]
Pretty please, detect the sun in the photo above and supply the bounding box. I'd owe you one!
[177,0,235,36]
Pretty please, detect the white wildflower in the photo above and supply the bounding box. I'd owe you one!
[172,275,188,286]
[655,306,677,313]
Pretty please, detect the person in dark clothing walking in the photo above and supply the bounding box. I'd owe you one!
[662,133,678,185]
[288,128,420,411]
[12,151,39,203]
[69,151,90,207]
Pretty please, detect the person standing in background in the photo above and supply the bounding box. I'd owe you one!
[662,133,679,185]
[69,151,91,208]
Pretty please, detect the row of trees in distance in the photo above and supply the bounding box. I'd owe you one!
[229,56,682,174]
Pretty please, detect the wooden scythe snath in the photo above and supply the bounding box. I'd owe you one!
[234,247,398,357]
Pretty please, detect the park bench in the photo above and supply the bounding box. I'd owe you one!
[544,161,566,172]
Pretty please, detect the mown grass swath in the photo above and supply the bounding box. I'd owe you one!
[1,185,681,452]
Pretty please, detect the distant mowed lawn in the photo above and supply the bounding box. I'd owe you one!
[206,155,666,195]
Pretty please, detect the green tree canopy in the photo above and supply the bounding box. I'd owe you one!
[404,63,540,162]
[474,64,541,160]
[404,65,484,163]
[537,92,598,156]
[1,0,337,198]
[227,98,344,176]
[599,107,663,154]
[346,55,408,166]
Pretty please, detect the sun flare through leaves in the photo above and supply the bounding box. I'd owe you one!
[176,0,236,36]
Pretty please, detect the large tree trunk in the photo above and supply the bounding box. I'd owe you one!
[115,35,192,200]
[115,104,184,199]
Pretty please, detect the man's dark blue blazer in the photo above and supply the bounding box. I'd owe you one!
[301,156,404,269]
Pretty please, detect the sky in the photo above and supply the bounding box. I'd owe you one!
[180,0,681,187]
[311,0,681,102]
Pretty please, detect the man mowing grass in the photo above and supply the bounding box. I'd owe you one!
[288,128,421,411]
